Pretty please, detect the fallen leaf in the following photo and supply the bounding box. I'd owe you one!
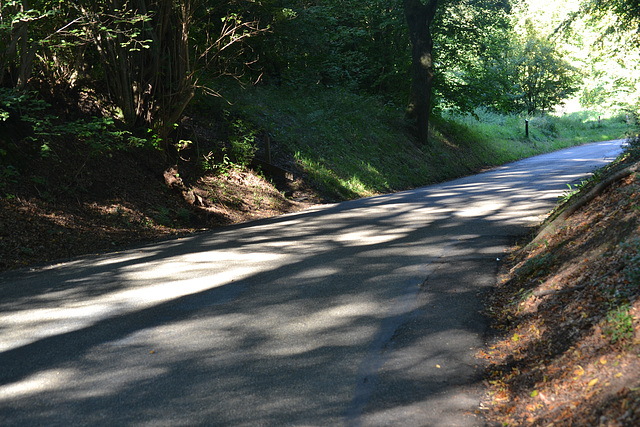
[586,378,599,389]
[599,356,607,365]
[538,392,552,405]
[573,365,585,379]
[494,391,509,402]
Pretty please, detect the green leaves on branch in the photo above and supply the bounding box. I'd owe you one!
[469,23,582,115]
[0,0,269,155]
[0,87,158,164]
[578,0,640,46]
[514,24,582,114]
[261,0,409,96]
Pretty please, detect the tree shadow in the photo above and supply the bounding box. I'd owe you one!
[0,141,623,426]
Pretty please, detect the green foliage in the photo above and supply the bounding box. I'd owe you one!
[438,107,626,166]
[0,0,616,156]
[474,23,582,115]
[0,0,271,155]
[225,84,617,201]
[153,206,173,227]
[259,0,409,98]
[430,1,583,116]
[0,164,20,192]
[558,1,640,112]
[432,0,513,114]
[228,118,257,166]
[52,117,133,154]
[517,27,582,114]
[603,303,634,344]
[200,151,243,178]
[234,86,425,199]
[0,87,48,117]
[0,0,57,87]
[626,133,640,161]
[528,115,557,137]
[622,105,640,160]
[0,87,162,173]
[557,170,602,204]
[579,0,640,46]
[0,88,55,160]
[129,128,165,151]
[558,183,579,204]
[515,252,556,280]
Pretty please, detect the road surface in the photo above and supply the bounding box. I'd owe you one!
[0,140,625,426]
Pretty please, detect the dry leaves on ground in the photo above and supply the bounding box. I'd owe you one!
[480,162,640,426]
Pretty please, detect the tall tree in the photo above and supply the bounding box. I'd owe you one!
[404,0,438,145]
[518,23,581,114]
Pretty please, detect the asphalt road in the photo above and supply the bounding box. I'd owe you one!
[0,140,625,426]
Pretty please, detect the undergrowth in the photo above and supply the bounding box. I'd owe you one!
[221,86,628,201]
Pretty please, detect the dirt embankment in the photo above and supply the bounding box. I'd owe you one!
[0,147,318,272]
[480,153,640,426]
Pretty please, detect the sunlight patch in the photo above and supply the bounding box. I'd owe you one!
[336,229,410,246]
[0,369,74,400]
[455,201,505,218]
[0,266,260,353]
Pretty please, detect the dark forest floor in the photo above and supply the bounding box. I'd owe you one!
[0,146,319,272]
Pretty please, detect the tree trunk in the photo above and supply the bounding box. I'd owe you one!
[404,0,438,145]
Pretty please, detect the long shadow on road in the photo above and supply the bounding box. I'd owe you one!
[0,141,624,426]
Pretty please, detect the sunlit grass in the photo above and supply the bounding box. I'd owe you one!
[226,86,629,201]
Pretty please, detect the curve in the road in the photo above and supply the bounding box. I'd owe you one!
[0,140,625,426]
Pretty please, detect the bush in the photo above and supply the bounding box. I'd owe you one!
[529,115,557,138]
[228,118,257,166]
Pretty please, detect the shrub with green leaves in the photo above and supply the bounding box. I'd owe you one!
[603,303,634,344]
[229,118,257,166]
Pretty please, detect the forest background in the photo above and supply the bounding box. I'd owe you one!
[0,0,638,266]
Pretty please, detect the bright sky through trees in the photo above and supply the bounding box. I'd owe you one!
[514,0,640,115]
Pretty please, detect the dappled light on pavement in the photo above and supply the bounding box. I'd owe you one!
[0,140,625,426]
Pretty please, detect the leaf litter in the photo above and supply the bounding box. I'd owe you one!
[480,156,640,426]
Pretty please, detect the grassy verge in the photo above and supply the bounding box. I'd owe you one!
[438,108,629,164]
[223,86,629,201]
